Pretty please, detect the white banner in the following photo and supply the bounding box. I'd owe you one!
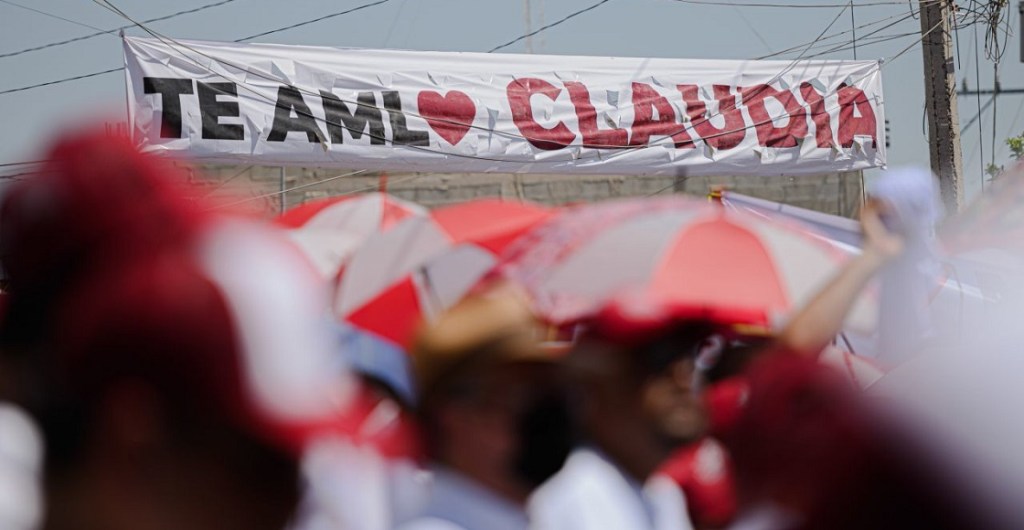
[123,36,885,176]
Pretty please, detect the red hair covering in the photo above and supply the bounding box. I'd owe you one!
[0,130,207,346]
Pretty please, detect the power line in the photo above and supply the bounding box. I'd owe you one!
[236,0,393,42]
[0,0,108,33]
[489,0,613,53]
[756,8,915,59]
[0,67,123,95]
[0,0,391,96]
[0,0,240,59]
[669,0,939,8]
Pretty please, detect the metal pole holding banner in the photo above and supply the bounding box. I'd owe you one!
[279,166,286,213]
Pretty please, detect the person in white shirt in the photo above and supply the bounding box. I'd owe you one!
[530,309,719,530]
[398,292,575,530]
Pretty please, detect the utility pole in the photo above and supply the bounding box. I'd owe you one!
[920,0,964,212]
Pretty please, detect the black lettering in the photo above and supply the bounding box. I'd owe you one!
[320,90,385,145]
[197,82,243,140]
[382,91,429,146]
[143,77,193,139]
[267,86,324,143]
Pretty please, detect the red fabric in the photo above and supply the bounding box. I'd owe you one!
[720,352,987,529]
[346,277,424,348]
[585,295,768,348]
[660,438,738,529]
[53,244,373,458]
[652,215,788,314]
[0,130,208,349]
[0,131,206,295]
[380,195,414,231]
[55,249,258,443]
[704,377,750,440]
[429,199,554,254]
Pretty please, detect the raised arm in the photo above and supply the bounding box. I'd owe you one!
[777,200,904,357]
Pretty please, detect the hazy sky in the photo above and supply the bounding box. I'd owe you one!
[1,0,1020,201]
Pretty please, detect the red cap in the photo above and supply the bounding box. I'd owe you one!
[581,291,770,347]
[0,130,206,347]
[54,218,363,455]
[0,131,204,290]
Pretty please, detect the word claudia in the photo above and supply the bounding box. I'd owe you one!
[142,76,878,151]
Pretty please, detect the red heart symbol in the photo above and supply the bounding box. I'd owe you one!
[417,90,476,145]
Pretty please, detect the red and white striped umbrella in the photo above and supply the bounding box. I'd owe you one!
[275,193,427,278]
[334,199,555,348]
[494,196,874,330]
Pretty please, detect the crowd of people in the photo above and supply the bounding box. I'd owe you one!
[2,128,1024,530]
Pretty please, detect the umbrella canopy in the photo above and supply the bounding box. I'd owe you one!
[334,199,555,348]
[493,196,874,330]
[718,190,861,254]
[275,193,427,278]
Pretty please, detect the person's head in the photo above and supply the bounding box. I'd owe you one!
[568,300,723,481]
[33,219,361,530]
[2,129,359,530]
[0,129,203,404]
[412,291,574,504]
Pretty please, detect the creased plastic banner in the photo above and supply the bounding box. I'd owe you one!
[123,36,886,176]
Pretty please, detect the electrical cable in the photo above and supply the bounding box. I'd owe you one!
[0,0,108,33]
[670,0,939,8]
[235,0,393,42]
[0,67,123,95]
[0,0,393,96]
[489,0,613,53]
[0,0,240,59]
[756,8,916,59]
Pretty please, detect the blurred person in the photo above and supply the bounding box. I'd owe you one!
[529,306,725,530]
[293,324,426,530]
[700,199,1001,529]
[0,130,204,406]
[0,403,42,530]
[397,291,575,530]
[0,130,363,530]
[0,130,206,530]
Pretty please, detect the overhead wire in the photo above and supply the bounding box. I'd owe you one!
[734,5,775,53]
[755,7,917,59]
[489,0,614,53]
[0,0,395,95]
[236,0,393,42]
[669,0,937,8]
[0,0,240,59]
[0,0,109,33]
[0,67,124,95]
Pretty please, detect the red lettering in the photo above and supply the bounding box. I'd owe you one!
[678,85,745,150]
[565,82,628,147]
[837,84,877,148]
[799,82,835,148]
[629,82,693,147]
[507,78,575,150]
[741,84,808,148]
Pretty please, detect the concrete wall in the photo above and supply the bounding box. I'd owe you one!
[193,165,864,218]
